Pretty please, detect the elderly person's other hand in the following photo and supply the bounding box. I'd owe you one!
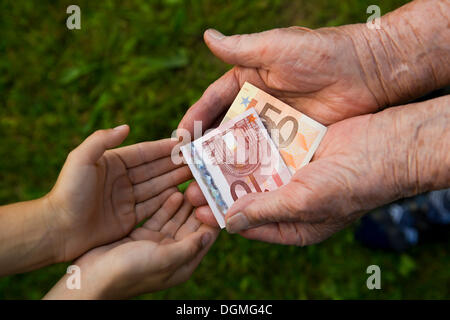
[189,96,449,245]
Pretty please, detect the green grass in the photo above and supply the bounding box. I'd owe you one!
[1,0,449,299]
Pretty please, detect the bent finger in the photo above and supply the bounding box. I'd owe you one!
[185,181,207,207]
[178,69,240,135]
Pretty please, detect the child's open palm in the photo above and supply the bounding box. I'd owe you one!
[47,125,192,262]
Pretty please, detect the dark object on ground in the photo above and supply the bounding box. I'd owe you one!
[355,189,450,252]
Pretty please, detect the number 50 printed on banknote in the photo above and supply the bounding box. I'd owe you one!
[181,108,292,228]
[222,82,327,174]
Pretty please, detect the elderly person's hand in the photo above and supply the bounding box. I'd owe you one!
[178,0,449,131]
[179,0,450,245]
[188,96,449,245]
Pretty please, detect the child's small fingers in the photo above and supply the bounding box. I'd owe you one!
[169,226,219,284]
[113,138,179,168]
[135,187,178,223]
[133,166,192,203]
[127,156,184,185]
[174,212,202,240]
[161,231,211,270]
[185,181,208,206]
[195,206,220,227]
[142,192,184,231]
[159,199,193,238]
[128,227,166,243]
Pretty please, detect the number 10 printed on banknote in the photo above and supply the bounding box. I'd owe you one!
[222,82,327,174]
[181,108,292,228]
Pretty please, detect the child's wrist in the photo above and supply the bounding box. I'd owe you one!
[40,194,69,264]
[77,257,130,299]
[44,263,114,299]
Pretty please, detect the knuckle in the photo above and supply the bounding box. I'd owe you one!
[167,192,183,207]
[93,129,107,139]
[294,233,306,247]
[194,208,205,221]
[282,184,310,220]
[294,240,306,247]
[280,224,306,247]
[188,239,202,257]
[246,204,267,223]
[283,194,301,218]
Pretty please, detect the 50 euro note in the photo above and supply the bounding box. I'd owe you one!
[181,108,291,228]
[222,82,327,174]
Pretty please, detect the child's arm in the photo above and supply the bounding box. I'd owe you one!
[0,125,192,276]
[0,197,62,275]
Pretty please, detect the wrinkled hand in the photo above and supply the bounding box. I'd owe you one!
[188,97,449,245]
[178,26,382,133]
[189,113,378,245]
[179,0,449,133]
[178,1,449,246]
[44,192,219,299]
[47,125,192,261]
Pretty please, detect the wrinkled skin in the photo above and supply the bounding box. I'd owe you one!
[45,192,218,299]
[179,0,449,134]
[179,26,382,132]
[47,127,193,262]
[177,26,385,244]
[178,17,450,244]
[187,97,449,245]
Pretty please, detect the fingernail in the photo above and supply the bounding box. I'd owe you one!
[113,124,128,131]
[201,233,212,247]
[207,28,225,40]
[226,212,249,234]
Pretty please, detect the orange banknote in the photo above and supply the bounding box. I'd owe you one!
[221,82,327,174]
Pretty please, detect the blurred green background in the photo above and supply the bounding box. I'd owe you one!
[0,0,449,299]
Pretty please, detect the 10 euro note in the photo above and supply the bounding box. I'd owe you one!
[181,108,291,228]
[222,82,327,174]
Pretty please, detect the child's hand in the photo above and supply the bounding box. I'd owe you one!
[44,192,219,299]
[47,125,192,262]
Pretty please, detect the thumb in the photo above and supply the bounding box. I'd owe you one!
[204,28,281,68]
[225,183,305,234]
[70,124,130,164]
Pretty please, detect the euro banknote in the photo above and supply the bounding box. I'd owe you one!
[181,108,291,228]
[221,82,327,174]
